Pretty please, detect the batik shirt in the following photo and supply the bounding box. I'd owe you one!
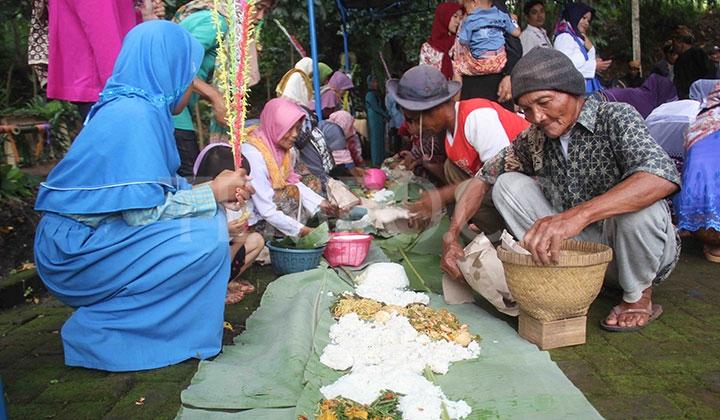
[476,96,681,212]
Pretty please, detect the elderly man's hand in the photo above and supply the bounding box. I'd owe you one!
[523,210,587,265]
[441,232,465,280]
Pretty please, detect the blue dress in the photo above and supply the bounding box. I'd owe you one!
[34,21,230,371]
[674,130,720,233]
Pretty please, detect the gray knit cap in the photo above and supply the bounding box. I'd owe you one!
[511,47,586,102]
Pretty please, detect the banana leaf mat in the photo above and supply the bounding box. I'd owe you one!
[178,265,601,419]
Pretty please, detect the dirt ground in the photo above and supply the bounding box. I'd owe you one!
[0,196,39,278]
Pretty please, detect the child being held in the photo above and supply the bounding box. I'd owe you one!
[453,0,521,76]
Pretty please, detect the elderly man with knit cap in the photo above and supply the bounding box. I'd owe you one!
[442,48,681,332]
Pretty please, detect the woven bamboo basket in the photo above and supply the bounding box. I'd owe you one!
[497,240,613,321]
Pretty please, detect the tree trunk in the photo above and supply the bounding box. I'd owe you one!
[631,0,641,71]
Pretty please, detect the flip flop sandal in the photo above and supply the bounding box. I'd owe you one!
[600,304,663,332]
[704,251,720,263]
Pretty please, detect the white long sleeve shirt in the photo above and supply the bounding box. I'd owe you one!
[243,143,324,236]
[554,32,596,79]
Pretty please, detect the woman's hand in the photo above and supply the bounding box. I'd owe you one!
[299,226,313,237]
[319,200,340,217]
[596,58,612,72]
[349,166,366,184]
[228,219,249,239]
[210,169,254,204]
[191,79,227,126]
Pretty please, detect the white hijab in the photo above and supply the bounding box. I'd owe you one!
[280,57,314,106]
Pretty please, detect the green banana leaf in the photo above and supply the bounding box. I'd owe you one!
[401,252,444,295]
[180,267,601,420]
[375,233,417,260]
[275,222,330,249]
[407,216,450,256]
[180,268,348,411]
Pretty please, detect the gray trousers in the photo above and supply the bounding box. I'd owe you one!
[492,173,679,303]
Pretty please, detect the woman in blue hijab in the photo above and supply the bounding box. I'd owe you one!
[34,21,252,372]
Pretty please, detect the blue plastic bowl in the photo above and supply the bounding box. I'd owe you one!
[266,242,326,276]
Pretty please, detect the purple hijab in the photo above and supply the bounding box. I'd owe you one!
[314,71,354,110]
[600,74,678,118]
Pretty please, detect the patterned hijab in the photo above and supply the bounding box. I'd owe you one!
[428,2,463,79]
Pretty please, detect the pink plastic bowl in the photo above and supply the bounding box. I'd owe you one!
[363,168,387,190]
[323,233,373,267]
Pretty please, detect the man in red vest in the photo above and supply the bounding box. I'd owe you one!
[387,65,529,234]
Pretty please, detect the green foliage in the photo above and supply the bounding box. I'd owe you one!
[1,0,720,115]
[276,221,330,248]
[1,97,81,163]
[0,164,38,201]
[0,0,33,108]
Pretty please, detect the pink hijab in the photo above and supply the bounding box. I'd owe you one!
[328,110,356,137]
[255,97,305,183]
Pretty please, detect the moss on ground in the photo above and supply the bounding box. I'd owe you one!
[0,264,273,418]
[548,238,720,418]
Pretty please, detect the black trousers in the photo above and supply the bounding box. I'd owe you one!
[460,74,514,111]
[174,129,200,178]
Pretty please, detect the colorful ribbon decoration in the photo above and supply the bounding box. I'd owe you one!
[211,0,256,170]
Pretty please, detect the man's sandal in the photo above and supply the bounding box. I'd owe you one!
[600,304,663,332]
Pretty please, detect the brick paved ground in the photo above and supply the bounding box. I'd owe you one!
[0,238,717,419]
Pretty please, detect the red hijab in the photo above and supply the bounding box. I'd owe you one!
[428,2,463,79]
